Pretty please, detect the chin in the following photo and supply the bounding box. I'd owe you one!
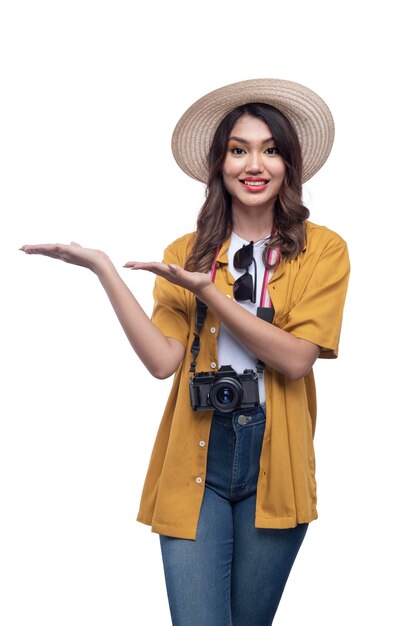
[237,193,276,208]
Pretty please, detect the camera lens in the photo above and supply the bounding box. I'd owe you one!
[216,387,234,404]
[209,377,243,412]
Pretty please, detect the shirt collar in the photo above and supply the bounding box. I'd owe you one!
[216,234,232,265]
[216,231,307,265]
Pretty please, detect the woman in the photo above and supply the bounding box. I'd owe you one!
[20,79,350,625]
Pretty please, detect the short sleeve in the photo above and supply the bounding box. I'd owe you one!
[282,238,350,358]
[151,245,190,349]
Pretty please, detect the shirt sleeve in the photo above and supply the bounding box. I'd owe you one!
[151,244,190,349]
[281,237,351,359]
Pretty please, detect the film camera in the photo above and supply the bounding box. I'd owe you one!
[189,365,260,413]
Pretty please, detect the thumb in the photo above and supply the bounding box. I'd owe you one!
[168,263,179,272]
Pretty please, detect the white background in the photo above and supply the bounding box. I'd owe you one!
[1,0,417,624]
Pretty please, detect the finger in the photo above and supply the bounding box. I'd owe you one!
[123,262,146,270]
[123,261,163,271]
[19,243,69,259]
[168,263,188,277]
[20,243,63,252]
[20,244,58,254]
[20,244,39,252]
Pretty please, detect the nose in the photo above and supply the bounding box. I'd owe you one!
[245,151,263,174]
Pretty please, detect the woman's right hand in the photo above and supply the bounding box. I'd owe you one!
[19,241,111,273]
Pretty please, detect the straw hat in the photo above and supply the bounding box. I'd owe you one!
[171,78,335,184]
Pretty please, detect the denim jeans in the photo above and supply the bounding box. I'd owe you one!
[159,403,309,626]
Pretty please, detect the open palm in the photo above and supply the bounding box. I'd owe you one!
[19,242,109,272]
[123,261,212,296]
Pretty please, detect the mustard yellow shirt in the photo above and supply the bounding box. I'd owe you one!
[137,220,350,539]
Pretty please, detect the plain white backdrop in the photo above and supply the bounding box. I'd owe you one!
[1,0,417,624]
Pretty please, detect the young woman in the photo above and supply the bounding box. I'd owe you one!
[20,79,350,625]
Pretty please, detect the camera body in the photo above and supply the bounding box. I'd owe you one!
[189,365,260,413]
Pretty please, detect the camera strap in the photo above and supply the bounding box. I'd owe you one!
[189,297,208,374]
[189,232,281,376]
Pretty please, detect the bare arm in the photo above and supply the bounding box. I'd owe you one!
[19,243,185,379]
[95,261,185,379]
[196,282,320,380]
[126,261,320,380]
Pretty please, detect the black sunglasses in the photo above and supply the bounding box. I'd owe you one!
[233,242,257,303]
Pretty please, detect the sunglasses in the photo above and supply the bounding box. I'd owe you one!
[233,242,257,303]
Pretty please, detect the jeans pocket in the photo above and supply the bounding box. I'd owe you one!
[250,419,266,482]
[233,419,266,495]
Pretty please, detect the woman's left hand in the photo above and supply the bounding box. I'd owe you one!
[123,261,213,297]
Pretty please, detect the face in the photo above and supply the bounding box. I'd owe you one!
[221,114,286,212]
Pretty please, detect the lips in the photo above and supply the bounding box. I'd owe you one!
[239,177,270,192]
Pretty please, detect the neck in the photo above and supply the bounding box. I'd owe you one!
[231,202,274,243]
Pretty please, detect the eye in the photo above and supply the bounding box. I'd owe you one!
[231,147,246,155]
[265,147,280,155]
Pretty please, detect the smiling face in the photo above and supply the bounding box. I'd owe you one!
[221,114,286,214]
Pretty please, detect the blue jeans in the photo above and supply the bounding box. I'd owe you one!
[159,403,309,626]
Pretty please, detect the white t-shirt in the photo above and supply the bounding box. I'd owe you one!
[217,231,271,404]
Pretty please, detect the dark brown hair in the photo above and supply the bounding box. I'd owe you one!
[184,102,309,272]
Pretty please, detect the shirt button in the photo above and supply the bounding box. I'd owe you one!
[199,440,205,447]
[210,327,216,334]
[210,362,217,369]
[195,477,202,484]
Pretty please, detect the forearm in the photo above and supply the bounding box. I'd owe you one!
[95,260,182,379]
[197,283,313,379]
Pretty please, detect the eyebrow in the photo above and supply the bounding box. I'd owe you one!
[228,135,275,144]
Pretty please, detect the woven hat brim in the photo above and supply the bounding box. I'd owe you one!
[171,78,335,184]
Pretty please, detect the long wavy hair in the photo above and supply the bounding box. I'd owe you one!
[184,102,309,272]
